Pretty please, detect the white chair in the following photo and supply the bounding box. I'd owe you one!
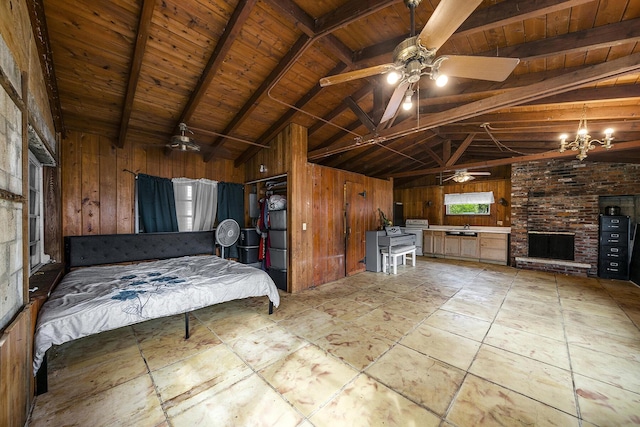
[381,244,416,274]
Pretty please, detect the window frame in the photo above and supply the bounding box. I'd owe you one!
[28,151,45,273]
[445,203,491,216]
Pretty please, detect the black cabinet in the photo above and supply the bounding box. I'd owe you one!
[599,215,630,280]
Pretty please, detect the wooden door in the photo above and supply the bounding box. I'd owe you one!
[345,181,367,276]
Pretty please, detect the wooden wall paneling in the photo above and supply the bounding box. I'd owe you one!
[395,179,511,227]
[329,167,344,281]
[0,306,32,427]
[133,145,148,177]
[116,143,133,234]
[288,123,311,293]
[144,146,161,178]
[158,149,173,178]
[80,133,100,234]
[311,165,324,285]
[172,151,185,179]
[99,136,117,234]
[61,132,82,235]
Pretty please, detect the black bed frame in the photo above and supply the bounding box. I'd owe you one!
[36,231,273,394]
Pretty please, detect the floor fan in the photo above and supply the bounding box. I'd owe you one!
[216,219,240,259]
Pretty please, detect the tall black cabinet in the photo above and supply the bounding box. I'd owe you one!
[599,215,630,280]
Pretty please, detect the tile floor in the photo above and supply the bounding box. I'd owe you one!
[28,258,640,426]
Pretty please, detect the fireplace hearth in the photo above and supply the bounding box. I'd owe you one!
[528,232,575,261]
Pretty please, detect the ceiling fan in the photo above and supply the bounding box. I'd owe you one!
[319,0,520,124]
[167,123,200,152]
[444,169,491,183]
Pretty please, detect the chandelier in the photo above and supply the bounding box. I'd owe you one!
[559,106,613,160]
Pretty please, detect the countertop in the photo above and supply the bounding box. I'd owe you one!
[425,225,511,234]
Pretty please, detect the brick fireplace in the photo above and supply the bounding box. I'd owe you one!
[510,160,640,277]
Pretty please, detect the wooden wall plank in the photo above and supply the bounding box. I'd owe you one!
[99,136,117,234]
[80,134,100,234]
[61,132,82,235]
[0,306,32,427]
[116,142,133,234]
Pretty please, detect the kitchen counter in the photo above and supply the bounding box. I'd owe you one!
[422,227,510,265]
[427,225,511,234]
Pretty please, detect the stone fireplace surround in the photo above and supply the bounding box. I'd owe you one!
[510,160,640,277]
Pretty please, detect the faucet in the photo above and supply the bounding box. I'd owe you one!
[464,224,470,229]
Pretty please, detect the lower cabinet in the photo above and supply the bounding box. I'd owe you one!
[423,230,508,265]
[423,230,445,256]
[479,233,509,264]
[460,236,479,258]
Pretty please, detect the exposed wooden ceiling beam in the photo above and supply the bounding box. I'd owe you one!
[455,0,595,38]
[488,18,640,63]
[207,34,312,162]
[231,1,387,165]
[26,0,64,135]
[445,133,475,167]
[314,0,403,37]
[374,52,640,143]
[390,139,640,179]
[354,0,594,64]
[308,53,640,160]
[178,0,258,128]
[116,0,156,149]
[344,96,376,134]
[233,63,349,165]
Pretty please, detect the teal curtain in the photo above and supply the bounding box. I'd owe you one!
[137,174,178,233]
[217,182,244,258]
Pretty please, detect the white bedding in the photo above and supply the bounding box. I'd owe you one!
[33,255,280,374]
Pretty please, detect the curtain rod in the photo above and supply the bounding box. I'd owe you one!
[245,173,287,185]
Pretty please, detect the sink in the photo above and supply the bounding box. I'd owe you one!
[445,231,461,235]
[462,231,478,236]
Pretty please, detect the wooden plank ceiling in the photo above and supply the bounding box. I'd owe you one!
[36,0,640,185]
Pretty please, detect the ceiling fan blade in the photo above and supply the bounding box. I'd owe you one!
[379,81,410,124]
[468,171,491,176]
[417,0,482,51]
[320,63,396,87]
[439,55,520,81]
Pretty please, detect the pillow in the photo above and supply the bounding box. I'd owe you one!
[385,226,402,236]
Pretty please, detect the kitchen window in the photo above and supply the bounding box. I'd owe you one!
[444,191,494,216]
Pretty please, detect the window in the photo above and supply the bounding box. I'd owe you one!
[172,178,218,231]
[444,191,494,216]
[446,203,490,215]
[173,182,194,231]
[28,152,44,272]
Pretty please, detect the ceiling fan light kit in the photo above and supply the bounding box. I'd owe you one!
[319,0,519,126]
[169,122,200,152]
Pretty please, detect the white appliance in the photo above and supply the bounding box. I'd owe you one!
[402,219,429,256]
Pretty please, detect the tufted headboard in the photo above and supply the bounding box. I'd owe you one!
[64,231,216,272]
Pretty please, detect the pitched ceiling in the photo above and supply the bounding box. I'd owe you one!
[34,0,640,185]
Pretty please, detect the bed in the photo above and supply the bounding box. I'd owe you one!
[33,231,280,393]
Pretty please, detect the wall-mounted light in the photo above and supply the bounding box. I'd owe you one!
[498,197,508,206]
[259,164,267,173]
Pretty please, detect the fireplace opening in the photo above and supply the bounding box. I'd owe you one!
[528,232,575,261]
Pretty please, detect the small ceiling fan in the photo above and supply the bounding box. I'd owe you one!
[444,169,491,183]
[319,0,520,124]
[167,123,200,152]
